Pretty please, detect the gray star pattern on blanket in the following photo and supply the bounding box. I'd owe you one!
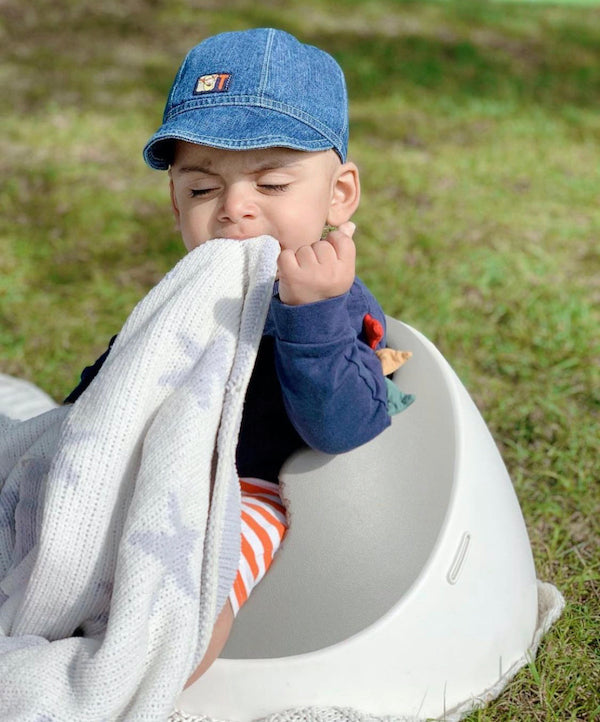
[17,456,50,506]
[158,332,205,390]
[128,492,200,600]
[188,336,230,410]
[158,333,230,409]
[56,430,97,488]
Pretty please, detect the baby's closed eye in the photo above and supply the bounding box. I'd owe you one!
[258,183,289,193]
[189,187,217,197]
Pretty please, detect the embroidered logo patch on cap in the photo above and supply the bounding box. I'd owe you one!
[194,73,232,94]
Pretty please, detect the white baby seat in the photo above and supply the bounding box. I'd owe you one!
[177,317,540,721]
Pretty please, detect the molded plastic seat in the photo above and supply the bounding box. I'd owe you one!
[177,318,538,720]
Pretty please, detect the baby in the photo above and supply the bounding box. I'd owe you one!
[64,27,392,685]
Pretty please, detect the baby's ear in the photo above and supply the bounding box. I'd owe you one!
[327,161,360,227]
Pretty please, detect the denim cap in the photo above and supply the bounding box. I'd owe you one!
[143,28,348,169]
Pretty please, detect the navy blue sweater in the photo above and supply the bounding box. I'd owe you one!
[65,278,391,482]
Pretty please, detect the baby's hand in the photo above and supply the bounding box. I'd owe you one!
[277,222,356,306]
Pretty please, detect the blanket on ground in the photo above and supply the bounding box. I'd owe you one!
[0,236,279,721]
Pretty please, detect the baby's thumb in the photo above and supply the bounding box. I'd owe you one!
[337,221,356,239]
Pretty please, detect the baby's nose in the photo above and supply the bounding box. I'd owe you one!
[218,184,257,223]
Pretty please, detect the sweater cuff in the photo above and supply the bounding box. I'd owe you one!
[271,292,354,345]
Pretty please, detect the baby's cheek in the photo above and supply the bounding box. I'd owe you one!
[276,232,302,253]
[288,222,324,251]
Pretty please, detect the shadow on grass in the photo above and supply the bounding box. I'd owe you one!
[4,0,600,305]
[3,0,600,117]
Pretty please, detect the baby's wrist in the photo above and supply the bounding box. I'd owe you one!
[278,280,352,306]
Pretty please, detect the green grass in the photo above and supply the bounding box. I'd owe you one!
[1,0,599,719]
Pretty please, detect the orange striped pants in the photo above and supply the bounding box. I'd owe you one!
[228,477,288,616]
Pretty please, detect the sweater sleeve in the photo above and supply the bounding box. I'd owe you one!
[63,335,117,404]
[269,280,391,454]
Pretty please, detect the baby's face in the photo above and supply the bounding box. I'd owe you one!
[169,142,341,252]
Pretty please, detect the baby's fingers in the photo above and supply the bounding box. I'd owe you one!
[325,226,357,263]
[337,221,356,239]
[311,239,338,265]
[277,247,300,275]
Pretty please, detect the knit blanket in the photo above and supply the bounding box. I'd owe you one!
[0,236,280,721]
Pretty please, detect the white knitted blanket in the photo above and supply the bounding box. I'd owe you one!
[0,236,280,721]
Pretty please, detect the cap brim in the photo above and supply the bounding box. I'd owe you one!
[143,105,345,169]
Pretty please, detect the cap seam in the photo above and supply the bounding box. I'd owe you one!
[258,28,274,98]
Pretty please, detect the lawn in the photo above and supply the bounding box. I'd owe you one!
[1,0,598,719]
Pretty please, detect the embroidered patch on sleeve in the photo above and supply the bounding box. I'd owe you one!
[194,73,232,94]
